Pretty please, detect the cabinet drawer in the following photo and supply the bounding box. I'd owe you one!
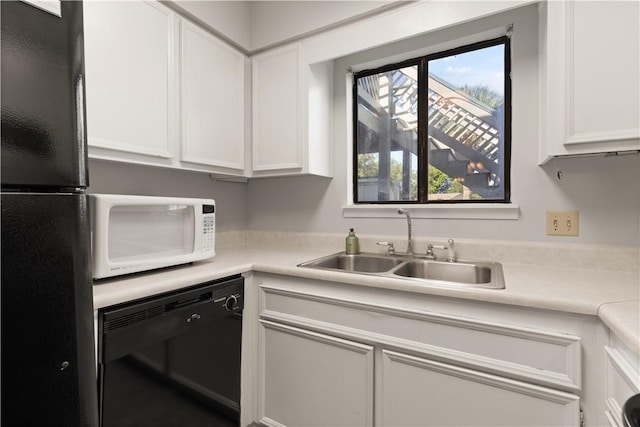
[259,280,581,392]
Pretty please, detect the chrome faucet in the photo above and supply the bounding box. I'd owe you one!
[425,244,436,260]
[425,239,456,262]
[376,241,396,255]
[397,208,413,256]
[446,239,455,262]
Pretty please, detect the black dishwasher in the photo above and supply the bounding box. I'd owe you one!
[97,275,243,427]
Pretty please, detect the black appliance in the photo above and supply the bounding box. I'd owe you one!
[98,275,244,427]
[624,394,640,427]
[1,1,99,426]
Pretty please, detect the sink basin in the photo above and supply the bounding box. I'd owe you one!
[298,252,505,289]
[393,260,492,284]
[299,253,404,273]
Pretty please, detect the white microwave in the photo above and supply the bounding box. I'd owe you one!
[90,194,215,279]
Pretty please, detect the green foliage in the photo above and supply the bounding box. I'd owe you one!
[459,84,503,109]
[358,153,417,198]
[358,154,466,198]
[357,153,379,178]
[428,167,452,194]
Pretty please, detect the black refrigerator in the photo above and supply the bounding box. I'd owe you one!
[1,1,99,425]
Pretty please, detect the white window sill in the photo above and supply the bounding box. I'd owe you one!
[342,203,519,220]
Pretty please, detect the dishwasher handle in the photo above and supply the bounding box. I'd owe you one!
[100,276,244,363]
[166,292,212,311]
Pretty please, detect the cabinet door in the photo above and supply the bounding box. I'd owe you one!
[379,350,579,427]
[180,21,245,174]
[84,1,177,162]
[568,1,639,145]
[259,320,374,427]
[541,1,640,161]
[604,342,640,427]
[252,44,304,173]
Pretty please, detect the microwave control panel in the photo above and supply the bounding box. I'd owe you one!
[202,204,215,252]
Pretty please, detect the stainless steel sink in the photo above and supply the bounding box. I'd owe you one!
[298,252,505,289]
[298,253,404,273]
[393,260,493,284]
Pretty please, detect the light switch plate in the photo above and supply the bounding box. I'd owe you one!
[546,210,579,236]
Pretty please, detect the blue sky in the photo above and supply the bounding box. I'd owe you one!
[428,44,505,96]
[386,44,505,172]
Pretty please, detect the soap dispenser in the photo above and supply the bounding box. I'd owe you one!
[345,228,360,254]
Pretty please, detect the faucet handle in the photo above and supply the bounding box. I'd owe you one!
[425,241,455,262]
[425,244,436,260]
[376,241,395,255]
[447,239,455,262]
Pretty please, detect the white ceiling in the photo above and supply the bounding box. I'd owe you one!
[170,1,405,52]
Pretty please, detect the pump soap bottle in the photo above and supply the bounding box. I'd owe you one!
[345,228,360,254]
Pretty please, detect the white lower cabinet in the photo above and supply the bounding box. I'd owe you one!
[255,274,584,427]
[260,320,374,427]
[380,349,579,426]
[604,332,640,427]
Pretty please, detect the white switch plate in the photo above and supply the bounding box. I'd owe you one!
[546,210,579,236]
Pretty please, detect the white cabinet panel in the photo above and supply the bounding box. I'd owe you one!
[604,334,640,427]
[255,274,584,427]
[180,21,245,173]
[380,349,580,427]
[251,44,333,177]
[259,320,374,427]
[540,0,640,162]
[569,2,639,143]
[260,281,582,392]
[252,44,303,173]
[84,0,247,176]
[84,1,177,161]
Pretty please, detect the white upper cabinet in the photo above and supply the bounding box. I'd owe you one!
[539,0,640,163]
[180,20,245,175]
[252,44,301,173]
[84,1,178,165]
[251,43,333,177]
[84,0,247,176]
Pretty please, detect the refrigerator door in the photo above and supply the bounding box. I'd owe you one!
[1,193,98,426]
[1,0,88,189]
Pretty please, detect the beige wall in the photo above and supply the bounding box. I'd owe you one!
[88,159,249,232]
[89,2,640,246]
[249,1,398,51]
[246,4,640,246]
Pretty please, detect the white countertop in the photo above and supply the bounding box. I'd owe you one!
[93,247,639,353]
[599,300,640,355]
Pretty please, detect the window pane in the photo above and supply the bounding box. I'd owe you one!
[427,44,506,201]
[108,205,195,261]
[355,66,418,202]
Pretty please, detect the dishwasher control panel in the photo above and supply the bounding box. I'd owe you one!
[99,275,244,363]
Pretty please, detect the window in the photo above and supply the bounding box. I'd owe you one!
[353,37,511,204]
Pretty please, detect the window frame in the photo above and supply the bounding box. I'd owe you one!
[352,36,512,205]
